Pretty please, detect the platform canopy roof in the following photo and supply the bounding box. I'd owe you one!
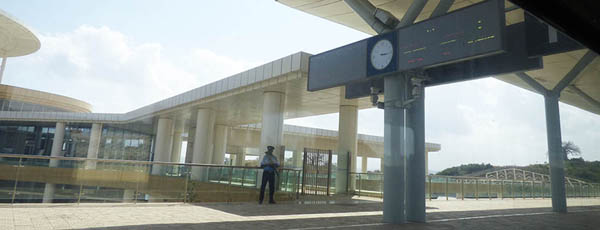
[0,9,40,57]
[277,0,600,116]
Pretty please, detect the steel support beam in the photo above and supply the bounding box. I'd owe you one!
[551,50,597,94]
[343,0,395,34]
[430,0,454,18]
[545,94,567,212]
[516,72,549,95]
[397,0,429,28]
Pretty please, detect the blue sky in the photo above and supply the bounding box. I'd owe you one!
[2,1,599,172]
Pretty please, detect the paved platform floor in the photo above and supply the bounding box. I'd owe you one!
[1,198,599,229]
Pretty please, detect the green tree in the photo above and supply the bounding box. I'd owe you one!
[562,141,581,160]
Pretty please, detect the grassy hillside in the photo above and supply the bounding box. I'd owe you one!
[436,158,600,183]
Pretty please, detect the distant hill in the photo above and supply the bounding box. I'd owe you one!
[436,158,600,183]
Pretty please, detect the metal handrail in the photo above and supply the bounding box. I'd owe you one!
[0,153,301,171]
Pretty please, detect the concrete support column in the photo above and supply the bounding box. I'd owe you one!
[0,57,6,83]
[212,125,229,164]
[361,156,368,173]
[259,91,285,158]
[292,150,302,168]
[170,119,184,163]
[43,122,66,203]
[192,109,216,180]
[185,126,195,163]
[235,152,245,166]
[406,88,426,223]
[545,95,567,212]
[85,123,102,169]
[336,87,358,194]
[383,75,406,224]
[151,118,174,175]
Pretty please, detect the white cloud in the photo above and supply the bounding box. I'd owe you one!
[4,25,260,113]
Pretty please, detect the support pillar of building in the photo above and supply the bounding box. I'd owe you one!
[151,118,174,175]
[545,94,567,212]
[259,91,285,158]
[0,57,6,83]
[383,74,406,224]
[85,123,102,169]
[43,122,66,203]
[292,150,302,168]
[235,152,245,166]
[361,156,368,173]
[406,85,426,223]
[192,108,216,180]
[336,87,358,194]
[212,125,229,165]
[185,126,195,164]
[170,119,184,163]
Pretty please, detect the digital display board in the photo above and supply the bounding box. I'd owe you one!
[395,0,506,72]
[308,0,505,92]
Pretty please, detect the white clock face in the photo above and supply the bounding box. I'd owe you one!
[370,39,394,70]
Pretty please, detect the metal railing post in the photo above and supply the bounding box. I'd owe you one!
[183,168,190,203]
[541,180,545,199]
[461,179,464,200]
[445,177,449,201]
[501,180,504,199]
[228,167,233,202]
[522,180,525,199]
[241,168,246,187]
[429,176,432,201]
[11,157,23,204]
[488,179,492,200]
[475,179,479,200]
[77,184,83,204]
[358,173,362,197]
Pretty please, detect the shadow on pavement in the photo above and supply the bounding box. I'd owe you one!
[77,205,600,230]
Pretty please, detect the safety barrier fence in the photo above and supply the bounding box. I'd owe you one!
[0,154,301,204]
[350,172,600,199]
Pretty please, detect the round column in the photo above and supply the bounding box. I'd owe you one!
[85,123,102,169]
[43,122,65,203]
[170,119,184,163]
[192,109,216,181]
[336,87,358,194]
[259,91,285,159]
[212,125,229,164]
[151,118,174,175]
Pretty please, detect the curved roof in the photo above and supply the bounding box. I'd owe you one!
[0,9,40,57]
[0,84,92,113]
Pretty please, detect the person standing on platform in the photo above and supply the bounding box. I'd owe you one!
[259,145,279,204]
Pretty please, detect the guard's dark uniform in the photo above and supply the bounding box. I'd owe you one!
[259,149,279,204]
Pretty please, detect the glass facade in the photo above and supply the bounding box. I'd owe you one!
[0,122,154,161]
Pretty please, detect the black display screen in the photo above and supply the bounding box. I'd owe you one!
[395,0,506,72]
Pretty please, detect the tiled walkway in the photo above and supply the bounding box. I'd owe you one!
[1,198,599,229]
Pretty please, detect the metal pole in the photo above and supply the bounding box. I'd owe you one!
[77,184,83,204]
[488,179,492,200]
[445,177,449,200]
[428,176,432,201]
[11,157,22,204]
[522,180,525,199]
[501,180,504,199]
[358,173,362,197]
[228,167,233,202]
[511,180,514,199]
[183,169,189,203]
[407,77,426,222]
[301,148,307,195]
[327,150,332,196]
[475,179,479,200]
[383,74,407,224]
[545,95,567,212]
[461,179,464,200]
